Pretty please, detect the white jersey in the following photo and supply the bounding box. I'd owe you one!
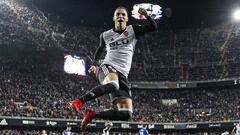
[236,124,240,135]
[102,25,137,78]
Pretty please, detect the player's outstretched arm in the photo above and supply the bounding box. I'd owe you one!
[139,8,157,30]
[133,8,158,38]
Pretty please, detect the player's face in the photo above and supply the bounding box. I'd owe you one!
[113,8,128,25]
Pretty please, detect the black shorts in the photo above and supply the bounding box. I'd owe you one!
[98,64,132,104]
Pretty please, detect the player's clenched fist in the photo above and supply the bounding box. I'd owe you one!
[138,8,148,17]
[88,65,97,74]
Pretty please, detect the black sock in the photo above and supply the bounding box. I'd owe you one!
[95,110,132,121]
[81,83,117,102]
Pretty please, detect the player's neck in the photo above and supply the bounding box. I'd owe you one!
[114,26,126,34]
[114,23,126,31]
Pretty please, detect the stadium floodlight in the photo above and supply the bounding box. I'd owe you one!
[233,9,240,21]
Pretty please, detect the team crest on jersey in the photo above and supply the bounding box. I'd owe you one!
[123,31,128,37]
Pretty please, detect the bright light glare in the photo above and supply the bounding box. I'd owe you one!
[64,55,86,76]
[233,9,240,21]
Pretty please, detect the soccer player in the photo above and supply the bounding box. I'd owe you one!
[63,127,72,135]
[234,122,240,135]
[229,122,240,135]
[102,121,113,135]
[41,130,48,135]
[139,125,149,135]
[71,6,157,130]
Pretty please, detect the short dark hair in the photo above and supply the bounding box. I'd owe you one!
[115,6,128,13]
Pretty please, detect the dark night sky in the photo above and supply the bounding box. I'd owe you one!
[26,0,240,28]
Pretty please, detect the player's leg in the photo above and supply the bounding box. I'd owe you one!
[71,65,119,112]
[80,98,133,130]
[92,71,132,121]
[94,98,132,120]
[96,73,133,121]
[115,98,133,114]
[80,73,132,130]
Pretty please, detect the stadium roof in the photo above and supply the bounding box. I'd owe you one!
[21,0,240,28]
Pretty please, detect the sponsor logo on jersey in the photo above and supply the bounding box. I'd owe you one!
[109,39,129,48]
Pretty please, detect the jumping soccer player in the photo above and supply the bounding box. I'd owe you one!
[71,6,157,130]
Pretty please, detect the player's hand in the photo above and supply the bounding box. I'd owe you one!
[88,65,97,74]
[138,8,148,17]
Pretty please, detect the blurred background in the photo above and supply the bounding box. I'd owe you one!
[0,0,240,134]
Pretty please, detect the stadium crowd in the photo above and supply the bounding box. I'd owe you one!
[0,46,240,123]
[0,0,240,124]
[1,0,240,82]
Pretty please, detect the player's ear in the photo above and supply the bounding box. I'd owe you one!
[113,10,117,22]
[113,13,116,22]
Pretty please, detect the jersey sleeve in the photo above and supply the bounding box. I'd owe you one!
[133,16,158,38]
[92,33,106,65]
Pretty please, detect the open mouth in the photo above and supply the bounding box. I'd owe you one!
[118,20,124,22]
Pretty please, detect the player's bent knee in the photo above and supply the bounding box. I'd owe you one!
[106,80,119,91]
[101,81,119,94]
